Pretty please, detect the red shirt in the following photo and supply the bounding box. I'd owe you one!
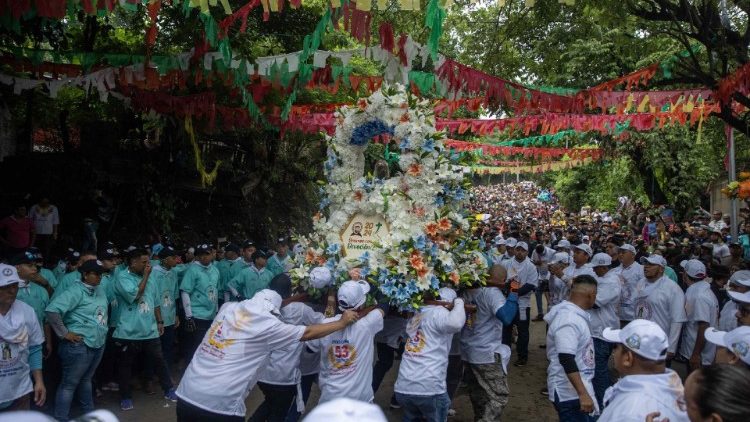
[0,215,33,249]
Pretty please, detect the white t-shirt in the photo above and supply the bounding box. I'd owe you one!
[531,246,557,281]
[679,281,718,365]
[175,301,305,417]
[505,257,538,309]
[28,204,59,235]
[544,301,597,406]
[588,271,622,339]
[548,274,569,307]
[599,370,689,422]
[614,262,644,321]
[258,303,324,386]
[719,300,738,332]
[634,276,687,352]
[0,300,44,403]
[394,301,466,396]
[374,315,407,349]
[460,287,510,365]
[308,310,384,404]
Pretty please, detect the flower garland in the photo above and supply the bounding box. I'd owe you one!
[289,83,487,311]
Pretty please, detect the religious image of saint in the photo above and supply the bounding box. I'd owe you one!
[351,222,363,237]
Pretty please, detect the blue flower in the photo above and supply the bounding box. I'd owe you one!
[325,258,337,270]
[430,275,440,290]
[350,119,394,146]
[358,251,370,263]
[326,243,340,255]
[414,235,426,251]
[434,196,445,207]
[453,187,466,201]
[421,139,435,153]
[319,197,331,210]
[399,138,411,151]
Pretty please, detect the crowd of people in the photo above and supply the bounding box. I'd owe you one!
[1,182,750,422]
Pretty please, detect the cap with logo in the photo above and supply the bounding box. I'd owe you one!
[573,243,593,256]
[618,244,637,254]
[195,244,212,256]
[224,243,241,254]
[98,248,117,260]
[602,319,669,361]
[680,259,706,279]
[8,251,36,266]
[704,326,750,366]
[505,237,518,248]
[494,238,506,246]
[556,239,571,250]
[79,259,105,274]
[337,280,371,310]
[550,252,571,266]
[0,264,22,287]
[158,246,180,259]
[66,249,81,264]
[242,240,255,249]
[729,270,750,288]
[515,241,529,251]
[640,255,667,268]
[590,252,612,267]
[309,266,333,289]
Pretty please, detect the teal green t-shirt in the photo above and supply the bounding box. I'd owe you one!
[39,268,58,290]
[665,266,678,283]
[52,261,67,283]
[51,270,80,300]
[266,254,291,278]
[227,266,274,300]
[17,282,50,327]
[112,269,159,340]
[152,265,179,327]
[180,262,220,320]
[99,273,120,328]
[46,281,108,348]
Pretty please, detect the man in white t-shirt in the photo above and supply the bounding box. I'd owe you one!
[393,287,465,421]
[562,244,596,284]
[614,244,643,326]
[531,243,557,321]
[307,280,385,404]
[548,252,572,308]
[588,253,622,409]
[633,255,686,361]
[599,320,689,422]
[501,242,538,367]
[719,270,750,331]
[461,264,518,421]
[709,229,731,265]
[175,290,358,421]
[545,274,598,420]
[0,264,45,411]
[678,259,718,373]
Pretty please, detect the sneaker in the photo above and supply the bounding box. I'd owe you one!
[164,388,178,402]
[540,387,548,396]
[389,396,401,409]
[102,382,119,392]
[120,399,134,411]
[447,409,456,417]
[513,358,527,367]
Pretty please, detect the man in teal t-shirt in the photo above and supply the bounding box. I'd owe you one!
[52,252,96,300]
[179,244,219,361]
[266,237,293,277]
[215,243,241,304]
[45,259,109,421]
[227,249,274,301]
[151,246,181,373]
[11,252,52,358]
[112,248,176,411]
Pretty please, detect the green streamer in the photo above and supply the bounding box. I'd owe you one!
[424,0,446,62]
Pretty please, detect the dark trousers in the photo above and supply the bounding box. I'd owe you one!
[446,354,464,401]
[592,338,613,409]
[184,318,212,364]
[114,337,173,400]
[371,342,398,393]
[95,328,117,389]
[535,287,545,317]
[177,399,244,422]
[145,325,177,381]
[285,373,317,422]
[501,307,531,360]
[248,382,297,422]
[553,392,594,422]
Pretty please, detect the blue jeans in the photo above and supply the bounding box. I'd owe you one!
[592,338,613,409]
[553,392,594,422]
[395,392,450,422]
[284,373,317,422]
[54,341,104,421]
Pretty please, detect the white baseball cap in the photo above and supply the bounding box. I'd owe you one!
[602,319,669,361]
[515,241,529,251]
[0,264,21,287]
[640,255,667,267]
[728,290,750,305]
[704,326,750,366]
[438,287,457,302]
[550,252,571,266]
[494,238,506,246]
[337,280,370,310]
[309,266,332,289]
[303,398,386,422]
[618,244,637,254]
[729,270,750,288]
[505,237,518,248]
[573,243,593,256]
[590,252,612,267]
[680,259,706,279]
[556,239,571,249]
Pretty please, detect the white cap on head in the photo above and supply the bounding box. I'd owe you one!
[640,255,667,268]
[729,290,750,305]
[573,243,593,257]
[550,252,571,266]
[309,266,333,289]
[590,252,612,267]
[618,244,637,254]
[250,289,283,315]
[680,259,707,279]
[556,239,571,249]
[704,326,750,366]
[338,280,371,310]
[602,319,669,361]
[438,287,457,302]
[494,238,506,246]
[0,264,21,288]
[505,237,518,248]
[302,398,386,422]
[515,241,529,251]
[729,270,750,288]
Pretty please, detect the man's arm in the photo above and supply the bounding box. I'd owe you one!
[559,353,594,413]
[134,266,152,302]
[300,310,358,341]
[689,321,709,370]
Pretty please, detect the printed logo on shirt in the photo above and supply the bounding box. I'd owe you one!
[95,306,107,326]
[582,337,595,370]
[405,330,426,354]
[137,299,151,314]
[162,291,173,309]
[110,297,118,309]
[635,299,652,320]
[200,318,236,359]
[207,286,218,304]
[0,341,20,367]
[327,340,357,371]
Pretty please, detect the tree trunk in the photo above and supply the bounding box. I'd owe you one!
[629,147,669,205]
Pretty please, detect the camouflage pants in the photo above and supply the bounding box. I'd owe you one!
[465,354,509,422]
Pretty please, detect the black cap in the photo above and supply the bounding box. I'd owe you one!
[251,250,268,261]
[276,237,288,246]
[242,240,255,249]
[26,247,42,261]
[195,244,212,256]
[99,248,117,260]
[9,251,36,266]
[79,259,105,274]
[66,249,82,264]
[158,246,180,259]
[268,273,292,299]
[224,243,241,254]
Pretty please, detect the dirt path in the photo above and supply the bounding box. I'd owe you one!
[83,315,558,421]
